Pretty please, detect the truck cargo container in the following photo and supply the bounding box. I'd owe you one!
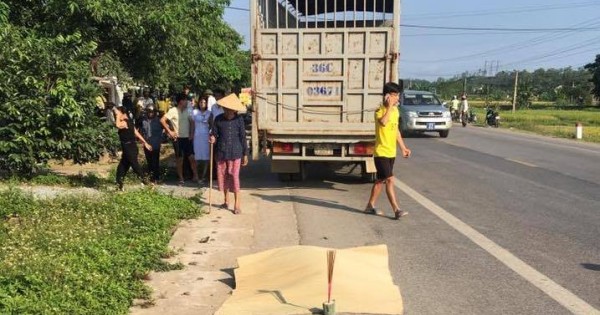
[250,0,400,181]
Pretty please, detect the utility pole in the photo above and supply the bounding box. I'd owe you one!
[484,61,488,76]
[463,77,467,95]
[512,71,519,113]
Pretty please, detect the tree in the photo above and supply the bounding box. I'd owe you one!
[584,54,600,100]
[0,0,247,175]
[0,23,119,174]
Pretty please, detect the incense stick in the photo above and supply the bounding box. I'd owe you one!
[327,249,336,303]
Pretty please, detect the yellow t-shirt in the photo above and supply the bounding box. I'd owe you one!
[374,105,399,158]
[157,100,170,114]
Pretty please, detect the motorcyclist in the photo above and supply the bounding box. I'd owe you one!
[450,95,460,121]
[459,94,469,126]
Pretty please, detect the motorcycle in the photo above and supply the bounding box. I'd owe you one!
[485,107,500,128]
[460,109,476,127]
[468,108,477,123]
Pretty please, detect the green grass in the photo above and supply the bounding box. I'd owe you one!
[0,187,204,314]
[472,108,600,142]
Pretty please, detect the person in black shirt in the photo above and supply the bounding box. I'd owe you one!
[114,105,152,191]
[140,105,163,183]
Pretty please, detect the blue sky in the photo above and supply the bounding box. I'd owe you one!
[223,0,600,80]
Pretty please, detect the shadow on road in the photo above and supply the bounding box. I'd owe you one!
[250,193,363,214]
[238,157,371,190]
[581,263,600,271]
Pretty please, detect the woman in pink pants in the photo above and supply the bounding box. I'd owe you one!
[209,94,248,214]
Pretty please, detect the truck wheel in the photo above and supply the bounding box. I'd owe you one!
[290,163,307,182]
[277,173,292,182]
[439,130,449,138]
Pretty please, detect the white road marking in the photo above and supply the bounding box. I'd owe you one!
[394,178,600,315]
[467,127,600,156]
[505,158,538,168]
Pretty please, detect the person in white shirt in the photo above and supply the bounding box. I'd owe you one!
[160,93,199,185]
[459,95,469,124]
[210,89,225,119]
[204,89,217,112]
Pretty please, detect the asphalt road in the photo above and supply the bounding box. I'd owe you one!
[274,126,600,315]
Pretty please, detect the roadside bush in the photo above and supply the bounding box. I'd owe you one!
[0,188,203,314]
[0,18,119,176]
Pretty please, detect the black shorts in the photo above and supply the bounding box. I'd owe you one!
[374,157,395,180]
[174,138,194,158]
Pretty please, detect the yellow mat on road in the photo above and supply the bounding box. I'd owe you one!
[215,245,403,315]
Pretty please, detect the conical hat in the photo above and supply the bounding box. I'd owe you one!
[217,93,246,112]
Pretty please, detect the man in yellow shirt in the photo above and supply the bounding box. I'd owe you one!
[365,82,411,220]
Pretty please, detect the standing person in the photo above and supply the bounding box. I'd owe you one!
[141,105,163,183]
[209,94,248,214]
[192,97,211,183]
[141,90,155,109]
[160,93,199,185]
[450,95,460,121]
[157,93,171,116]
[365,82,411,220]
[210,88,225,120]
[204,89,217,112]
[209,88,226,182]
[122,92,134,114]
[113,105,152,191]
[459,94,469,126]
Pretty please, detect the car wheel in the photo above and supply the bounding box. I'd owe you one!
[439,130,449,138]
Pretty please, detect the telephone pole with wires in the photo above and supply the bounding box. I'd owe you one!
[512,71,519,113]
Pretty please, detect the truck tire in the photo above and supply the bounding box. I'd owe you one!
[290,162,307,182]
[277,173,292,182]
[439,130,449,138]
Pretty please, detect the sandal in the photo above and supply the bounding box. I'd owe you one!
[219,203,230,210]
[233,208,241,215]
[394,209,408,220]
[178,180,185,186]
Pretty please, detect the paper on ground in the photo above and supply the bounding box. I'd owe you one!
[216,244,403,315]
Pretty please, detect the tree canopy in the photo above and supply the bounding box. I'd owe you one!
[404,67,594,105]
[584,54,600,99]
[0,0,248,175]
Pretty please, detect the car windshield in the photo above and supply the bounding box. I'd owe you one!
[402,93,441,106]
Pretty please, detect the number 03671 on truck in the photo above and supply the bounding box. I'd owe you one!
[250,0,401,182]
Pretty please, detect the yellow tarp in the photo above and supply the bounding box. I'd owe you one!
[216,245,403,315]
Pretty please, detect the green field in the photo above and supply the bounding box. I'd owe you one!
[472,108,600,143]
[0,188,203,314]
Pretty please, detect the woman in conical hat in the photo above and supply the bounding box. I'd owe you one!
[209,93,248,214]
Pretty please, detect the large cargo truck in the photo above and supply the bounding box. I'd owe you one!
[250,0,400,181]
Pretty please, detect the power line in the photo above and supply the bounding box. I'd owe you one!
[402,1,600,20]
[501,38,600,69]
[402,31,546,37]
[400,24,600,32]
[403,17,600,63]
